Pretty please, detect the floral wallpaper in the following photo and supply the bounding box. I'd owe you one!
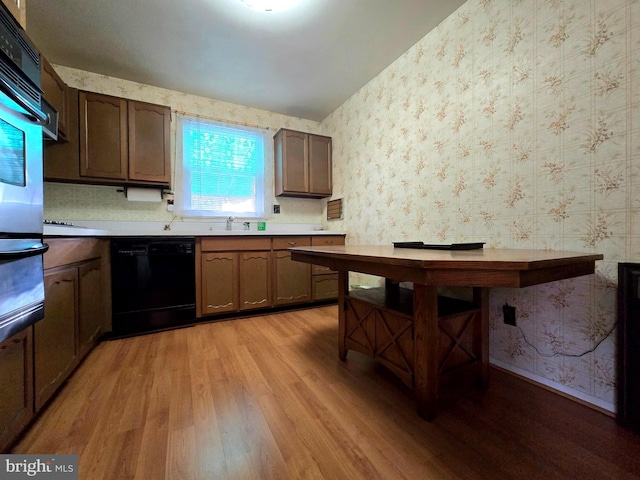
[45,66,324,225]
[45,0,639,411]
[322,0,639,411]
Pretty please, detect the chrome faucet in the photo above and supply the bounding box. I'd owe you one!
[226,216,235,231]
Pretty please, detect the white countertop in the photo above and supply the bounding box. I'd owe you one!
[43,221,344,238]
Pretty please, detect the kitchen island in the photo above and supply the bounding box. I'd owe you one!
[289,245,604,420]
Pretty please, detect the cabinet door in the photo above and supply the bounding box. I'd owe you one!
[281,129,309,194]
[312,274,339,301]
[239,252,271,311]
[36,268,78,411]
[78,260,102,358]
[128,101,171,184]
[44,88,80,181]
[79,92,128,180]
[201,252,238,315]
[311,235,344,275]
[273,250,311,306]
[2,0,25,28]
[41,56,67,139]
[308,134,332,196]
[0,327,33,452]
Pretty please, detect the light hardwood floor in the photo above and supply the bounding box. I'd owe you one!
[13,306,640,479]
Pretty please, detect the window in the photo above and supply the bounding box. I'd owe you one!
[175,115,272,218]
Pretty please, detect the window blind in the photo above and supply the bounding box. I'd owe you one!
[176,116,271,218]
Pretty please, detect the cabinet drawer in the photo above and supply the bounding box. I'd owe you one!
[272,237,311,250]
[201,237,271,252]
[311,235,345,247]
[44,238,105,269]
[312,264,337,275]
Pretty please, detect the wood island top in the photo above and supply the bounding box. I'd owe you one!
[289,245,603,288]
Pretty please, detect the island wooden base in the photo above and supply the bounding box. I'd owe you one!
[338,279,489,420]
[291,245,601,420]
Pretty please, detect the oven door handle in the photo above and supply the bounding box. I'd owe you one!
[0,77,50,125]
[0,242,49,260]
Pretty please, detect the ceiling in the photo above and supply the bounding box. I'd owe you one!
[26,0,466,121]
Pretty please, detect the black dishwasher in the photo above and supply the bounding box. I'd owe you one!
[111,237,196,336]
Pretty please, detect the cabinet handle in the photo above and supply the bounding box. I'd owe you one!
[244,299,268,306]
[0,338,24,349]
[276,294,309,301]
[207,302,233,309]
[288,242,297,246]
[81,267,100,276]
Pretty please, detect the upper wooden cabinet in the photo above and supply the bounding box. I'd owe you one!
[308,134,332,196]
[40,56,68,140]
[274,128,332,198]
[44,87,80,182]
[2,0,26,28]
[45,91,171,187]
[127,101,171,183]
[78,91,171,186]
[79,92,128,180]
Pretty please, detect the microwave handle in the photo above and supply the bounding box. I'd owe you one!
[0,242,49,260]
[0,77,49,125]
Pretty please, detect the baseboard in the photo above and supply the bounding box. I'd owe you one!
[490,359,615,417]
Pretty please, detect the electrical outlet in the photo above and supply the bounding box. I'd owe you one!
[273,204,280,214]
[503,304,516,326]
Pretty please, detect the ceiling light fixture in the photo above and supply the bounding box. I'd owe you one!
[239,0,300,12]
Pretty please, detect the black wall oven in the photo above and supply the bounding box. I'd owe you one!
[0,3,51,343]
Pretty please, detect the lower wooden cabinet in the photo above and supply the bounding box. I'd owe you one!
[312,274,339,301]
[0,327,33,452]
[36,267,79,411]
[196,235,344,318]
[78,260,103,359]
[0,238,109,450]
[310,235,344,301]
[273,237,311,306]
[201,251,239,315]
[36,239,108,412]
[198,237,272,317]
[239,252,271,311]
[36,256,104,411]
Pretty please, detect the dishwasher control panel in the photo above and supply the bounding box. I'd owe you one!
[112,238,194,256]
